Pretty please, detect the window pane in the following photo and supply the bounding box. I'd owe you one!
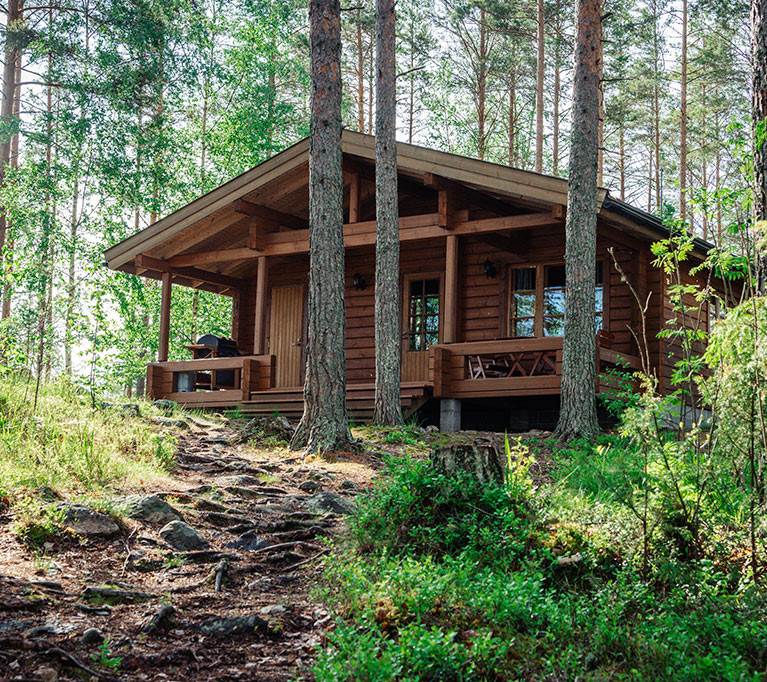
[545,264,566,288]
[595,313,603,332]
[544,316,564,336]
[595,287,603,313]
[426,315,439,332]
[409,279,423,298]
[425,278,440,296]
[425,332,438,346]
[513,267,536,290]
[512,292,536,318]
[544,289,565,316]
[425,296,439,316]
[595,262,603,286]
[512,317,535,337]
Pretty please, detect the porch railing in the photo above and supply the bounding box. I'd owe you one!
[429,338,641,399]
[146,355,275,405]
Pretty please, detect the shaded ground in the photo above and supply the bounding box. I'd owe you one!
[0,420,549,681]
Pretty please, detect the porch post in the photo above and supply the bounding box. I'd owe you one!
[253,256,268,355]
[158,271,172,362]
[444,234,458,343]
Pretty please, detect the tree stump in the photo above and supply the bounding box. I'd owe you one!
[429,439,505,485]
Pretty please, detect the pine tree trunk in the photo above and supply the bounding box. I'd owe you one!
[64,177,78,376]
[291,0,354,454]
[680,0,688,222]
[554,0,601,442]
[753,0,767,248]
[357,11,365,132]
[373,0,402,426]
[477,8,487,160]
[553,38,560,175]
[535,0,545,173]
[0,0,21,321]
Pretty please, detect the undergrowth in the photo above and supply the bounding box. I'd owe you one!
[314,450,767,681]
[0,375,177,504]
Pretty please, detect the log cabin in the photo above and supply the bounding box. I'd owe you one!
[104,130,721,431]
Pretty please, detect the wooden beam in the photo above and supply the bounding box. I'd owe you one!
[158,271,172,362]
[438,189,455,230]
[233,198,307,229]
[349,172,360,223]
[470,232,528,256]
[424,171,518,217]
[135,254,241,292]
[253,256,268,355]
[164,212,559,266]
[444,235,459,342]
[552,204,566,220]
[153,209,244,259]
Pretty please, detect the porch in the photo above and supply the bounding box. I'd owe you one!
[145,336,640,422]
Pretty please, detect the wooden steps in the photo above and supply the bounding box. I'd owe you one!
[240,382,432,422]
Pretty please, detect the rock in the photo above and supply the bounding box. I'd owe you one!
[298,480,321,493]
[203,511,246,527]
[152,416,189,430]
[340,480,357,490]
[122,494,182,525]
[198,614,269,637]
[425,425,439,434]
[81,627,104,645]
[153,399,177,415]
[159,520,209,551]
[234,415,294,444]
[99,402,140,418]
[226,532,270,552]
[33,667,57,682]
[259,604,288,617]
[82,586,155,604]
[55,503,120,537]
[35,486,60,501]
[305,492,356,516]
[430,439,505,485]
[216,474,260,488]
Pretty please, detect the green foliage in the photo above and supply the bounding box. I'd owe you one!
[92,639,122,671]
[0,374,176,500]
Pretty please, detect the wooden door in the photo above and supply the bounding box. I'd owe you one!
[402,274,442,382]
[269,285,305,387]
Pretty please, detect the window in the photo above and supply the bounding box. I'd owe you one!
[406,278,440,350]
[510,267,536,337]
[509,262,604,338]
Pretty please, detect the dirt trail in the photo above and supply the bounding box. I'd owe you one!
[0,421,382,681]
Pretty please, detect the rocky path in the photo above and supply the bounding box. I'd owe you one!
[0,420,377,681]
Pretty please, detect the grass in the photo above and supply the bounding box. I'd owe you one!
[313,444,767,682]
[0,375,178,505]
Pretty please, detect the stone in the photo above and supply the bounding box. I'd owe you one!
[56,503,120,537]
[203,511,246,527]
[35,486,60,501]
[234,415,294,444]
[216,474,260,488]
[198,615,269,637]
[226,532,271,552]
[99,402,140,418]
[298,480,321,493]
[152,399,177,415]
[425,425,439,434]
[81,627,104,645]
[33,667,57,682]
[122,494,182,525]
[305,492,356,516]
[259,604,288,617]
[339,480,357,490]
[159,520,209,551]
[152,416,189,430]
[430,439,505,485]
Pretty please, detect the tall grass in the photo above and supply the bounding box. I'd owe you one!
[0,376,176,501]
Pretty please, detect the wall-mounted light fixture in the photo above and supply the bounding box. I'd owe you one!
[483,259,497,279]
[353,272,367,291]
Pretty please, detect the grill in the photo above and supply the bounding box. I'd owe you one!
[176,335,242,392]
[195,334,241,358]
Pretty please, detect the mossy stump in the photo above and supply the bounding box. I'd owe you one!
[430,439,505,486]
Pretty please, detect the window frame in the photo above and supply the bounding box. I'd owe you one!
[506,261,607,338]
[402,272,444,351]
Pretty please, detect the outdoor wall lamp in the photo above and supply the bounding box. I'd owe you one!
[353,272,367,291]
[483,259,497,279]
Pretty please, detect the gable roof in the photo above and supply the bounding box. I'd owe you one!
[104,129,711,279]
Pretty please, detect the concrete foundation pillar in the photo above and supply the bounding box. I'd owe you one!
[440,398,461,432]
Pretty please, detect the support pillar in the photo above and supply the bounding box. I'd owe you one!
[444,234,458,343]
[158,271,172,362]
[253,256,268,355]
[440,398,461,432]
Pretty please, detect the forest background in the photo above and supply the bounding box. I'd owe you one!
[0,0,751,393]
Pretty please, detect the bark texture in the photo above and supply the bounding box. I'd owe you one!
[554,0,602,442]
[291,0,353,454]
[754,0,767,249]
[535,0,545,173]
[430,440,505,486]
[373,0,403,426]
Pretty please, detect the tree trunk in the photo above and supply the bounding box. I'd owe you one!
[291,0,354,454]
[64,177,78,376]
[477,8,487,160]
[508,74,516,166]
[535,0,545,173]
[553,40,561,175]
[753,0,767,289]
[373,0,402,426]
[680,0,688,222]
[430,439,505,486]
[554,0,602,442]
[357,10,365,132]
[0,0,21,321]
